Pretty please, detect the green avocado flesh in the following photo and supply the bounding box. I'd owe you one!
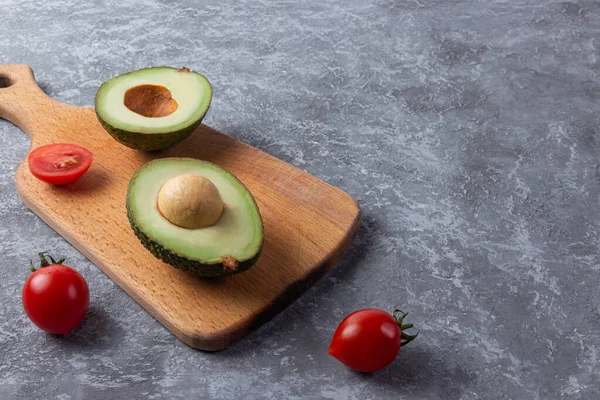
[127,158,264,277]
[95,67,212,151]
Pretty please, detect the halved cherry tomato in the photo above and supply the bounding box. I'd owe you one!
[22,252,89,335]
[328,308,418,372]
[28,143,93,185]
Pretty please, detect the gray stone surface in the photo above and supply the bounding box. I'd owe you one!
[0,0,599,398]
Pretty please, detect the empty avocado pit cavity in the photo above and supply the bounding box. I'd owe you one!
[124,84,178,118]
[157,174,224,229]
[95,67,213,151]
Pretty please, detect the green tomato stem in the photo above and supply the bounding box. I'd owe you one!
[39,252,50,267]
[391,308,419,347]
[29,252,66,273]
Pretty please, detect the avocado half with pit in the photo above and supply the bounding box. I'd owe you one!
[126,158,264,277]
[95,67,212,151]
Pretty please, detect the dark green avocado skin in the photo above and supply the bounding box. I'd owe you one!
[124,158,264,278]
[127,211,262,277]
[95,111,204,152]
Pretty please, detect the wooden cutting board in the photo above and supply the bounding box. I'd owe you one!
[0,64,360,351]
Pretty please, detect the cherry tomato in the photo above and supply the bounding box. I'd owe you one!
[328,308,418,372]
[22,253,89,335]
[28,143,93,185]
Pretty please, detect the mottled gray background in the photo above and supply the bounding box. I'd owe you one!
[1,0,599,399]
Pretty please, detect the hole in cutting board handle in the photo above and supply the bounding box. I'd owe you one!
[0,74,13,89]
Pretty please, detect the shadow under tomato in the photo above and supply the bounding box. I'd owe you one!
[49,166,113,195]
[362,344,476,398]
[50,305,125,349]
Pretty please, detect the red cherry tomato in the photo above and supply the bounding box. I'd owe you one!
[22,253,89,335]
[28,143,93,185]
[328,308,418,372]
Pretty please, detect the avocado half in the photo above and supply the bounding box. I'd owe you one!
[95,67,212,151]
[126,158,264,277]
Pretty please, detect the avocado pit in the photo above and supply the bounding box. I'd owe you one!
[126,158,264,277]
[124,84,178,118]
[157,173,224,229]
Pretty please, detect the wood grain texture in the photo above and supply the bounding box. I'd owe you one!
[0,64,361,351]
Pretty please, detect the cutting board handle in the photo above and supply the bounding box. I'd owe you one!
[0,64,63,137]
